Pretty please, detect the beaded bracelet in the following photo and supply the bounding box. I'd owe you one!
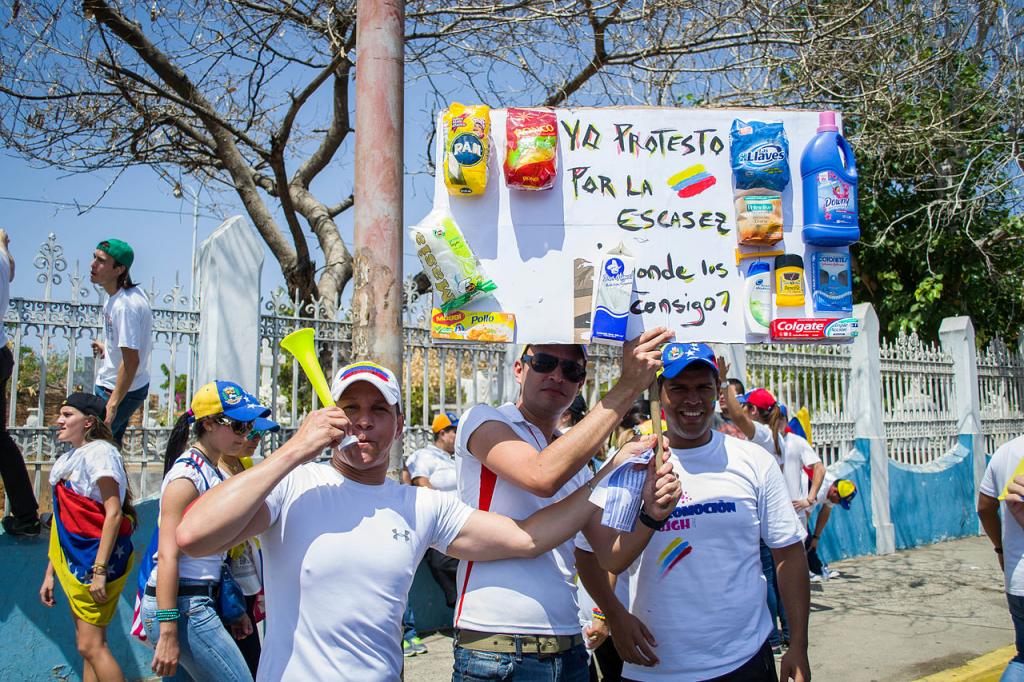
[155,609,180,622]
[91,565,108,576]
[591,608,606,621]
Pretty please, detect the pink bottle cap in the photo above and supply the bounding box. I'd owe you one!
[818,111,839,133]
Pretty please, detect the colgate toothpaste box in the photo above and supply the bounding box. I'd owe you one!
[770,317,859,340]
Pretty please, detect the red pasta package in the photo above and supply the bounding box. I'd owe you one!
[504,108,557,190]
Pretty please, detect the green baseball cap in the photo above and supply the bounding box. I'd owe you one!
[96,239,134,269]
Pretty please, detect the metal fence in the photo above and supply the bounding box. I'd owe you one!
[978,337,1024,457]
[879,332,958,466]
[747,343,855,467]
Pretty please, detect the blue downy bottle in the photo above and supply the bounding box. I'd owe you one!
[801,112,860,246]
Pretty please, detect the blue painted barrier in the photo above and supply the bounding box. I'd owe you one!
[889,434,978,550]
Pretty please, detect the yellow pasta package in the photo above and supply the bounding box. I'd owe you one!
[443,103,490,196]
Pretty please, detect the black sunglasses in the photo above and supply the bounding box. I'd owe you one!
[212,415,254,436]
[522,353,587,383]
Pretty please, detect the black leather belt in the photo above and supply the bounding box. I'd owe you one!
[144,582,218,598]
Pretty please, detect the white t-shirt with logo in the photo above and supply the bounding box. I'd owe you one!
[49,440,128,504]
[96,286,153,392]
[623,432,806,681]
[980,436,1024,596]
[152,449,226,583]
[455,402,591,635]
[257,462,473,681]
[407,443,457,492]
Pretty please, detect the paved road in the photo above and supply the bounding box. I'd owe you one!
[404,535,1014,681]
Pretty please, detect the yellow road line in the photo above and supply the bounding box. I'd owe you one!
[914,645,1015,681]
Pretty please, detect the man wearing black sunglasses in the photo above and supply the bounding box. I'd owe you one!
[452,327,674,681]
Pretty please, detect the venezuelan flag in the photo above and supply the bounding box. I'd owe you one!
[787,406,813,446]
[49,481,134,626]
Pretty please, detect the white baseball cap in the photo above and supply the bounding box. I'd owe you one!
[330,361,402,411]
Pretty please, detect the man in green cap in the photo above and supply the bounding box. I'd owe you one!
[90,239,152,447]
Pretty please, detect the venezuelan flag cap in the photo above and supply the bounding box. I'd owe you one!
[661,342,718,379]
[190,381,270,422]
[836,479,857,509]
[331,361,402,411]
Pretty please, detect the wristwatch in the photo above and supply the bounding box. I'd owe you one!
[638,508,668,531]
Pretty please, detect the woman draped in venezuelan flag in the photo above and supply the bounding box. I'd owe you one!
[40,393,135,682]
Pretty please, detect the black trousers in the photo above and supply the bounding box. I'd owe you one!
[0,346,38,521]
[805,536,824,575]
[589,637,624,681]
[624,639,778,682]
[425,547,459,608]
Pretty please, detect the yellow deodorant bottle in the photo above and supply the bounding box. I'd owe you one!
[774,254,806,307]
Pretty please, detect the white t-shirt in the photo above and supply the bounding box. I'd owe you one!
[0,251,10,347]
[750,421,785,465]
[980,436,1024,596]
[152,449,226,583]
[814,471,838,508]
[623,432,806,681]
[49,440,128,504]
[257,462,472,681]
[96,286,153,392]
[455,402,591,635]
[783,432,822,523]
[407,443,457,492]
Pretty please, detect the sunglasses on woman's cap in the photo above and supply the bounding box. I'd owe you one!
[521,352,587,383]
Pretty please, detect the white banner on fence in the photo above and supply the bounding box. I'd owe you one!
[429,107,842,344]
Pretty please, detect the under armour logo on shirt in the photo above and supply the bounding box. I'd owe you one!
[392,529,411,542]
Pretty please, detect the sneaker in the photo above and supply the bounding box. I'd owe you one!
[409,636,428,655]
[772,645,784,657]
[402,639,416,657]
[809,572,823,583]
[39,512,53,531]
[823,567,840,580]
[2,515,41,537]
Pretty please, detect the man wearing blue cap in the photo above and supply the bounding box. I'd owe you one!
[582,342,811,682]
[90,239,152,447]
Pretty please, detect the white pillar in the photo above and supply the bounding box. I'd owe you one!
[849,303,895,555]
[939,316,984,492]
[196,216,264,392]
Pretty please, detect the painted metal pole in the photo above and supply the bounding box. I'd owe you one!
[351,0,405,476]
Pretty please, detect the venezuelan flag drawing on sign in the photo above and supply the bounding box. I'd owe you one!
[49,481,134,626]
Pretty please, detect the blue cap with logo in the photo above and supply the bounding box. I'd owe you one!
[660,342,719,379]
[188,380,270,423]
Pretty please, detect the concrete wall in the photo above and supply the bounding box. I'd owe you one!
[889,434,979,550]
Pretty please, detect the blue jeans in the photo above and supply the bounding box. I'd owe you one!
[403,601,419,643]
[1002,593,1024,681]
[141,582,252,682]
[760,541,788,646]
[453,643,589,681]
[94,383,149,446]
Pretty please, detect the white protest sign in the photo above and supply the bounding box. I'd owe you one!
[429,107,846,344]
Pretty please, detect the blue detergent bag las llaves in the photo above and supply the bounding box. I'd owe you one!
[801,112,860,246]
